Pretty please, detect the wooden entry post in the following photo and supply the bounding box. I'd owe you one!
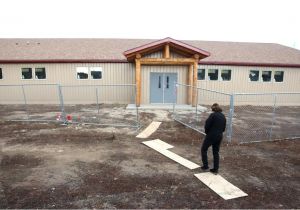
[192,55,199,107]
[135,54,141,106]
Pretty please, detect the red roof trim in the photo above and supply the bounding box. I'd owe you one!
[1,59,300,68]
[0,59,128,64]
[123,37,210,57]
[199,60,300,68]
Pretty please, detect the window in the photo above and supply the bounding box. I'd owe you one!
[90,67,102,79]
[221,70,231,81]
[35,68,46,79]
[22,68,32,79]
[249,70,259,81]
[274,71,284,82]
[262,71,272,82]
[0,68,2,79]
[208,69,218,80]
[197,69,205,80]
[76,67,88,79]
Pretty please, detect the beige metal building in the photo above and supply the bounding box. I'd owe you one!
[0,37,299,105]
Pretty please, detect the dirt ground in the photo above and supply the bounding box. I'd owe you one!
[0,105,299,208]
[174,105,300,143]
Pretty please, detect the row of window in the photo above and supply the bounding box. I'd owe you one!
[197,69,232,81]
[0,67,103,80]
[197,69,285,82]
[76,67,103,79]
[0,67,285,82]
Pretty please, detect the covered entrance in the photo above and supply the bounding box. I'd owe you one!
[150,73,177,104]
[123,37,210,106]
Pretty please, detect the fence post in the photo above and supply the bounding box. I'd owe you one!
[21,85,29,120]
[57,84,67,124]
[226,94,235,143]
[269,93,277,140]
[95,87,100,114]
[195,87,199,122]
[172,82,178,119]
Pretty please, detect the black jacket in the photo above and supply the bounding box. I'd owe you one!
[205,112,226,136]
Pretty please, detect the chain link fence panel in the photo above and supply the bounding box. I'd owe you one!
[0,84,63,122]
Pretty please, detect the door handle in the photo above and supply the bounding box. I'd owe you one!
[158,76,161,88]
[166,76,169,89]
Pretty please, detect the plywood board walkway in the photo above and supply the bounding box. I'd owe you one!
[194,172,248,200]
[142,139,200,169]
[136,121,161,138]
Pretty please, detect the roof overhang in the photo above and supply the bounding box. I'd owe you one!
[123,37,210,61]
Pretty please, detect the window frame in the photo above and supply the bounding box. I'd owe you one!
[207,69,219,81]
[197,68,206,80]
[274,70,284,83]
[220,69,232,81]
[90,67,103,80]
[34,67,47,80]
[261,70,272,82]
[249,70,260,82]
[21,67,33,80]
[76,67,89,80]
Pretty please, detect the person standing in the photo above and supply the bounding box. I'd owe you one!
[201,103,226,174]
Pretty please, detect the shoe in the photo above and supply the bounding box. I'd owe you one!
[210,168,218,174]
[201,166,209,170]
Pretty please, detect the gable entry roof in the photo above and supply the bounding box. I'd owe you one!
[123,37,210,61]
[0,38,300,67]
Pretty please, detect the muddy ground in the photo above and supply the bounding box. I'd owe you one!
[0,105,299,208]
[174,105,300,143]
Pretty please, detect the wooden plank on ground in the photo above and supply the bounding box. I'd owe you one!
[142,139,200,169]
[136,121,161,138]
[194,172,248,200]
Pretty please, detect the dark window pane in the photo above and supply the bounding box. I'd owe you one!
[274,71,284,82]
[208,69,218,80]
[262,71,272,82]
[35,68,46,79]
[0,68,2,79]
[91,70,102,79]
[249,70,259,81]
[221,70,231,81]
[197,69,205,80]
[22,68,32,79]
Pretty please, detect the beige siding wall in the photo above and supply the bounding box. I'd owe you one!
[196,65,300,105]
[0,63,299,106]
[141,65,188,104]
[0,63,135,104]
[143,51,163,58]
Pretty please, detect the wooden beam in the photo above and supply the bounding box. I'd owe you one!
[192,61,198,107]
[135,58,141,107]
[188,64,193,105]
[163,44,170,58]
[140,58,195,65]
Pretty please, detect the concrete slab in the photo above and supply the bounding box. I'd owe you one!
[194,172,248,200]
[142,139,200,170]
[136,121,161,138]
[127,104,207,111]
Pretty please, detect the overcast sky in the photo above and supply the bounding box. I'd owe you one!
[0,0,299,49]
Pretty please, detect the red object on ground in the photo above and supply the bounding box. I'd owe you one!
[67,115,72,121]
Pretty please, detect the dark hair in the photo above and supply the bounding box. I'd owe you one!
[211,103,222,112]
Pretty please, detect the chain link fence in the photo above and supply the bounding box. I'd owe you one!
[60,84,139,127]
[0,84,139,128]
[233,93,300,143]
[0,84,63,122]
[173,83,231,139]
[173,83,300,144]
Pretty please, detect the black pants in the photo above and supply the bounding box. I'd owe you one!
[201,134,222,170]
